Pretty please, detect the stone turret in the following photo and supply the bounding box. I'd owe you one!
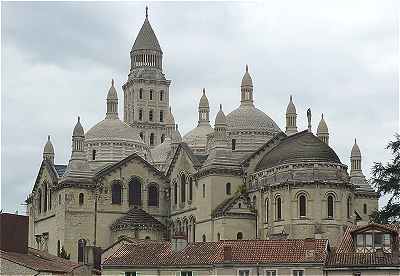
[240,65,254,106]
[285,95,297,136]
[350,138,362,177]
[106,79,118,119]
[317,114,329,145]
[198,88,210,125]
[43,135,55,164]
[165,107,176,138]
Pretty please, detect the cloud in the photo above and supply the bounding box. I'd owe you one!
[1,1,398,213]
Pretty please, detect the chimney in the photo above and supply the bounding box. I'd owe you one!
[0,213,29,254]
[172,231,187,252]
[223,245,232,262]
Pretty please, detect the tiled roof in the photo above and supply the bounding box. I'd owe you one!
[54,165,67,177]
[110,207,166,231]
[326,224,400,267]
[102,239,328,267]
[0,247,81,273]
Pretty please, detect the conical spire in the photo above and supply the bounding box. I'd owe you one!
[132,7,161,52]
[198,88,210,126]
[106,79,119,119]
[349,138,373,192]
[285,95,297,136]
[240,65,254,106]
[351,138,361,157]
[43,135,55,164]
[215,104,227,126]
[317,113,329,145]
[73,116,84,137]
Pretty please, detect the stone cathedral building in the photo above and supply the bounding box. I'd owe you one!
[26,9,378,263]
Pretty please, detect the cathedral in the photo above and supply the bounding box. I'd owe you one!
[26,9,378,262]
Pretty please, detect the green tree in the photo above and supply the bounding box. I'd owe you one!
[370,133,400,224]
[58,245,71,260]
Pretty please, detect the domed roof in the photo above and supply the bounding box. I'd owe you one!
[226,105,280,132]
[351,138,361,158]
[286,95,296,114]
[199,88,209,108]
[241,65,253,87]
[151,137,172,163]
[317,114,328,134]
[215,104,226,125]
[86,118,143,144]
[183,124,214,149]
[43,135,54,154]
[256,130,341,171]
[73,117,84,137]
[132,15,162,53]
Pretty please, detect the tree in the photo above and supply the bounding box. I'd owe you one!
[58,246,71,260]
[370,133,400,224]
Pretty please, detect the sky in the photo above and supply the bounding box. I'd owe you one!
[1,1,399,214]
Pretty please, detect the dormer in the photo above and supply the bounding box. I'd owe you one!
[351,224,398,253]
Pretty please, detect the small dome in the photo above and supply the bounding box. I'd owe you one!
[317,114,329,134]
[151,137,172,164]
[171,125,182,143]
[215,104,226,126]
[286,95,296,114]
[241,65,253,87]
[351,138,361,158]
[165,107,175,125]
[199,88,209,108]
[86,119,143,144]
[256,131,341,171]
[226,105,280,132]
[43,135,54,154]
[73,117,84,137]
[107,79,118,100]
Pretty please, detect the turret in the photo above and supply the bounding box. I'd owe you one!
[165,107,176,138]
[43,135,55,164]
[198,88,210,126]
[214,104,228,143]
[350,138,362,176]
[106,79,118,119]
[317,114,329,145]
[240,65,254,106]
[285,95,297,136]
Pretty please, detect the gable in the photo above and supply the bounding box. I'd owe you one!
[212,194,256,218]
[32,160,59,193]
[166,143,198,179]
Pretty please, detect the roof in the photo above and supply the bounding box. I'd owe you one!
[132,17,162,52]
[286,95,296,114]
[241,65,253,87]
[107,79,118,100]
[199,88,209,108]
[182,124,213,150]
[110,207,166,231]
[212,194,255,218]
[72,117,84,137]
[326,224,400,268]
[102,239,329,267]
[0,247,82,273]
[351,139,362,157]
[317,114,328,134]
[43,135,54,154]
[151,137,172,164]
[54,165,67,177]
[215,105,226,126]
[256,130,341,171]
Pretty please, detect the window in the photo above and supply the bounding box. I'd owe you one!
[139,88,143,99]
[181,272,193,276]
[148,184,159,207]
[327,195,334,218]
[174,182,178,205]
[239,270,250,276]
[237,232,243,240]
[232,139,236,150]
[112,182,122,204]
[265,199,269,223]
[145,236,151,240]
[293,270,304,276]
[356,232,392,253]
[276,196,282,221]
[139,109,143,121]
[140,132,144,141]
[149,110,153,122]
[161,134,165,143]
[44,184,48,212]
[49,189,52,210]
[38,189,42,213]
[226,183,231,195]
[149,90,153,100]
[217,233,221,241]
[77,239,86,263]
[347,196,352,218]
[92,149,96,160]
[150,133,154,146]
[125,272,137,276]
[181,174,186,203]
[58,194,61,205]
[202,184,205,198]
[159,90,164,101]
[202,234,206,242]
[57,240,60,256]
[265,271,277,276]
[363,203,367,214]
[189,177,193,201]
[129,178,142,206]
[79,193,84,205]
[160,110,164,122]
[253,195,256,205]
[299,194,306,217]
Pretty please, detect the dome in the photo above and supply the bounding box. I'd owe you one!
[256,131,341,171]
[226,105,280,132]
[199,88,209,108]
[317,114,328,134]
[351,139,361,158]
[73,117,84,137]
[241,65,253,87]
[151,137,172,164]
[86,118,143,143]
[215,104,226,125]
[286,95,296,114]
[43,135,54,154]
[183,124,213,150]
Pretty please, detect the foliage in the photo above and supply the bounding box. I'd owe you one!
[370,133,400,224]
[235,184,247,195]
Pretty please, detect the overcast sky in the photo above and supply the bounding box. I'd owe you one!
[1,1,399,214]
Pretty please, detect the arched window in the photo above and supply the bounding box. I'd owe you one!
[202,234,206,242]
[180,174,186,203]
[237,232,243,240]
[253,195,257,205]
[49,189,52,210]
[149,110,153,122]
[265,199,269,223]
[145,236,151,240]
[276,196,282,221]
[150,133,155,146]
[327,195,334,218]
[159,110,164,122]
[226,183,231,195]
[77,239,86,263]
[232,139,236,150]
[58,194,61,205]
[217,233,221,241]
[299,194,306,217]
[174,182,178,205]
[347,196,352,218]
[139,109,143,121]
[202,184,205,198]
[140,132,144,141]
[129,177,142,206]
[159,90,164,101]
[79,193,84,205]
[149,90,153,100]
[148,184,159,207]
[92,149,96,160]
[161,134,165,143]
[57,240,60,256]
[38,189,42,213]
[363,203,367,214]
[44,184,48,212]
[139,88,143,99]
[189,177,193,201]
[111,182,122,204]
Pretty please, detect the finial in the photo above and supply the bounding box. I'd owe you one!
[307,108,312,132]
[355,138,357,144]
[290,95,293,101]
[321,113,324,119]
[47,135,50,141]
[203,88,205,95]
[219,104,222,110]
[245,64,248,72]
[145,6,148,19]
[175,124,178,130]
[111,78,114,87]
[78,116,80,123]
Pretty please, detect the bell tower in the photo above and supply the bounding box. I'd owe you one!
[123,7,171,148]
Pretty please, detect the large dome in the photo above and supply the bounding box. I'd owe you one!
[226,105,281,133]
[86,118,143,143]
[183,125,214,152]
